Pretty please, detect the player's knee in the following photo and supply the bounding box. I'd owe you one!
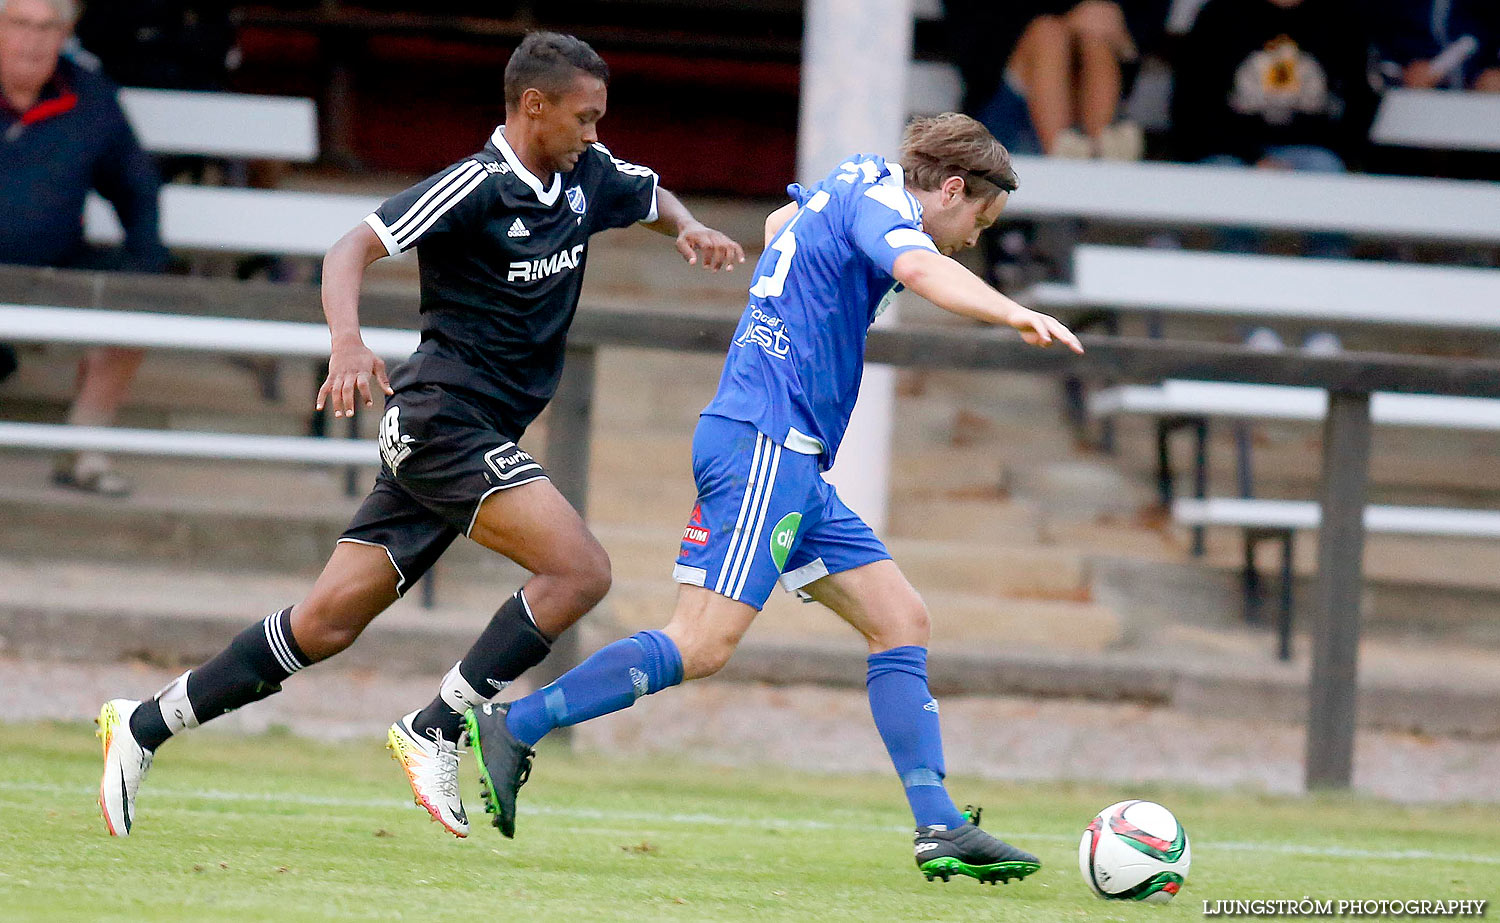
[868,596,931,651]
[676,630,739,680]
[572,545,612,609]
[290,595,367,660]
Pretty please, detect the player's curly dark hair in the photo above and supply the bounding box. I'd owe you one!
[901,113,1018,198]
[504,32,610,111]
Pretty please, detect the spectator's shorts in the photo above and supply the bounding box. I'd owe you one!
[672,415,890,610]
[339,385,548,594]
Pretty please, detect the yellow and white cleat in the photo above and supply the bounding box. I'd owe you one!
[388,711,468,837]
[96,699,154,836]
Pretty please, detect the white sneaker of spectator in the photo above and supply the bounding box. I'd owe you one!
[1096,121,1145,161]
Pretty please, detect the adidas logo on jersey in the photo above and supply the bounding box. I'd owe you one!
[507,218,530,238]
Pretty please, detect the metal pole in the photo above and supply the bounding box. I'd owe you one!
[532,346,596,743]
[1305,390,1372,790]
[801,0,912,534]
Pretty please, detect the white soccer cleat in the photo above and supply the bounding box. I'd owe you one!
[387,711,468,837]
[97,699,154,836]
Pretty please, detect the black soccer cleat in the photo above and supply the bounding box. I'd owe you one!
[464,701,535,839]
[914,806,1041,885]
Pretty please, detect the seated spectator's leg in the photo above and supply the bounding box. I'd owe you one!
[56,346,146,495]
[1065,1,1132,146]
[1199,154,1257,254]
[1007,15,1075,154]
[1264,145,1348,259]
[1075,31,1121,141]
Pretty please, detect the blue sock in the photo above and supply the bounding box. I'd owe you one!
[866,645,965,830]
[505,630,684,746]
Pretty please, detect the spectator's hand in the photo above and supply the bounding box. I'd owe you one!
[1067,0,1137,61]
[317,341,392,418]
[1402,59,1440,89]
[676,223,746,272]
[1474,67,1500,93]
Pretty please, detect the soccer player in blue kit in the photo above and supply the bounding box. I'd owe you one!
[467,112,1084,885]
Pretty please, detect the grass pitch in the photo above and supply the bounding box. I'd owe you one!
[0,721,1495,922]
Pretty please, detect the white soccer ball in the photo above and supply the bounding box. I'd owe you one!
[1078,800,1191,902]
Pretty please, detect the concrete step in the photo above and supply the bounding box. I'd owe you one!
[6,554,1498,738]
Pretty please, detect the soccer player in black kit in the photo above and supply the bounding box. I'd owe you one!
[95,32,745,838]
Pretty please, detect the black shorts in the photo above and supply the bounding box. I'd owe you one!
[339,385,548,595]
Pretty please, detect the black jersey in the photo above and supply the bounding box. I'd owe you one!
[365,127,659,428]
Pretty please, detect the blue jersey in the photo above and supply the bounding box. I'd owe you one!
[701,154,939,469]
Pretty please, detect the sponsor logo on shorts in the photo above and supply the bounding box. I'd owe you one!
[682,503,710,546]
[379,406,415,474]
[484,442,543,483]
[769,511,802,571]
[923,699,939,714]
[629,666,649,698]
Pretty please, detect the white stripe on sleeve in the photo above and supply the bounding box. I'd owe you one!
[884,228,938,252]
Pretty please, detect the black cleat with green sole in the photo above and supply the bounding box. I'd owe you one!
[914,806,1041,885]
[464,702,535,839]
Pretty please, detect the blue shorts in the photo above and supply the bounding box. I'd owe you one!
[672,415,891,609]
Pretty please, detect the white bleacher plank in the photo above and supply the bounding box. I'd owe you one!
[0,421,376,465]
[85,185,387,256]
[1090,380,1500,430]
[1034,245,1500,329]
[0,305,417,360]
[1173,497,1500,539]
[118,88,319,161]
[1002,157,1500,242]
[1371,89,1500,153]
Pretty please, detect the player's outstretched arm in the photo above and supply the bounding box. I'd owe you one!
[642,188,747,272]
[316,223,395,418]
[893,248,1084,354]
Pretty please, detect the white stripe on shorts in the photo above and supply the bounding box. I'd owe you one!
[714,433,766,596]
[730,442,782,600]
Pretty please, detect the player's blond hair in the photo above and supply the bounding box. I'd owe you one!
[901,113,1018,198]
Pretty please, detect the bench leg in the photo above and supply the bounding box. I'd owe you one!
[1278,530,1295,661]
[1234,421,1255,499]
[1191,418,1208,557]
[1242,529,1262,625]
[1155,419,1173,506]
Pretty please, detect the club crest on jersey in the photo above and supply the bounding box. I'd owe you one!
[682,503,710,546]
[566,184,587,215]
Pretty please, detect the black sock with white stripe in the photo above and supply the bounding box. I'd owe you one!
[129,607,309,751]
[410,589,551,743]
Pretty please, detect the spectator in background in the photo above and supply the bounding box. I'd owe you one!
[73,0,238,92]
[1170,0,1374,171]
[1369,0,1500,93]
[0,0,168,495]
[945,0,1169,158]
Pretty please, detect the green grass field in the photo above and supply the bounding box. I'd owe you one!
[0,721,1495,922]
